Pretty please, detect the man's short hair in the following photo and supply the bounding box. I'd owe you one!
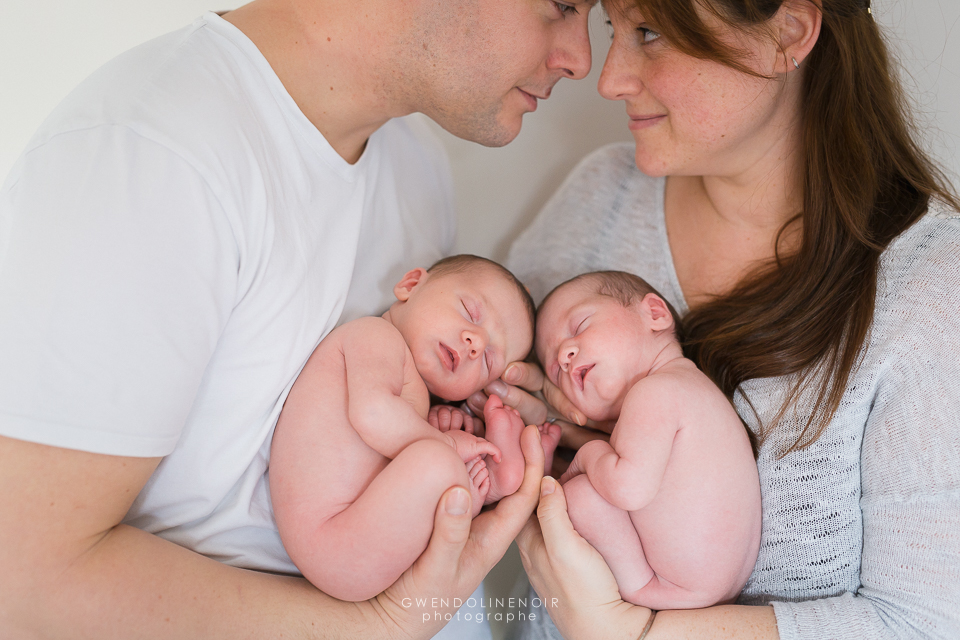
[539,270,684,339]
[428,254,536,331]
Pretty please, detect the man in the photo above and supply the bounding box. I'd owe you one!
[0,0,594,637]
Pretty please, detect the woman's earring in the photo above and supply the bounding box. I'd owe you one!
[792,57,800,70]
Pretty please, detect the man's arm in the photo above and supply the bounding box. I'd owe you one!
[0,428,546,639]
[0,435,377,639]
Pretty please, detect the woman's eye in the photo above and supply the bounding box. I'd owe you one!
[638,26,661,44]
[554,2,577,16]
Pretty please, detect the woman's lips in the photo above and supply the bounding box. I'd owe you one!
[628,114,666,131]
[440,343,460,373]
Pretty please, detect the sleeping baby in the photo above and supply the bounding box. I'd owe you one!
[535,270,761,609]
[269,254,561,601]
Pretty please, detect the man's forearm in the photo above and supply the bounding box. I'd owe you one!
[5,522,378,640]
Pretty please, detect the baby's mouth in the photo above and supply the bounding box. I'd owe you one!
[440,343,460,373]
[572,364,594,392]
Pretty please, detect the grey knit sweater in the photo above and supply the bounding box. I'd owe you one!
[506,144,960,640]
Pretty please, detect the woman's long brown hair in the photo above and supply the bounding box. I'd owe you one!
[625,0,959,454]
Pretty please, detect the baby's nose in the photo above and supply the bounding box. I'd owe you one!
[463,330,487,358]
[558,343,578,370]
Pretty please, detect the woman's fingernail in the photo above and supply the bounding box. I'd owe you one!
[569,413,584,426]
[445,488,470,515]
[487,380,508,398]
[503,365,521,384]
[541,477,556,496]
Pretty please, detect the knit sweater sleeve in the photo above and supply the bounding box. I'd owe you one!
[771,212,960,640]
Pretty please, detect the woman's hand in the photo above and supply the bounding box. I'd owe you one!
[515,476,653,640]
[373,424,545,638]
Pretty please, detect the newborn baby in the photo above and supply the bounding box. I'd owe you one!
[270,255,561,602]
[536,271,761,610]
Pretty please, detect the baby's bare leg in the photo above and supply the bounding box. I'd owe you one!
[563,474,655,602]
[564,476,725,609]
[292,439,473,602]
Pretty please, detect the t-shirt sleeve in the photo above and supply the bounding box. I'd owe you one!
[772,218,960,640]
[0,125,238,457]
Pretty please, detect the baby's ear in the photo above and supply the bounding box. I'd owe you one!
[394,268,429,301]
[642,293,674,332]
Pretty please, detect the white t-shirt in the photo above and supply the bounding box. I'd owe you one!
[0,13,455,574]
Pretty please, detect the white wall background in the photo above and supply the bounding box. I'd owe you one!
[1,0,958,261]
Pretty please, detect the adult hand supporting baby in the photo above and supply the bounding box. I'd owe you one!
[374,424,545,638]
[516,476,653,640]
[517,477,779,640]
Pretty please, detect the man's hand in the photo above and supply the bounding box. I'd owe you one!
[374,425,545,637]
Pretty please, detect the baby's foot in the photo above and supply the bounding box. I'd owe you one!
[538,421,563,476]
[482,395,526,504]
[465,457,489,518]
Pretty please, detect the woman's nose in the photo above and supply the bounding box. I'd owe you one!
[598,39,643,101]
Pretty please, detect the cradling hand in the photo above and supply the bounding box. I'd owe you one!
[515,477,652,640]
[374,426,545,639]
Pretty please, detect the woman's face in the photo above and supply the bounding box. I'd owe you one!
[599,0,798,179]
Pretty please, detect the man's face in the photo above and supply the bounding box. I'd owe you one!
[408,0,596,146]
[392,268,534,401]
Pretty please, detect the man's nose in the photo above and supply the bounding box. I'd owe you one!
[463,329,487,358]
[549,13,593,80]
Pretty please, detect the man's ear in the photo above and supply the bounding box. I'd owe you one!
[641,293,675,332]
[394,267,429,302]
[774,0,822,72]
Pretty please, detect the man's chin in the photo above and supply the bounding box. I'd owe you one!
[439,113,522,148]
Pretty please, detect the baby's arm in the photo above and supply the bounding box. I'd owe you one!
[343,318,499,462]
[562,376,679,512]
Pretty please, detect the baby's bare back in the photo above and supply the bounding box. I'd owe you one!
[271,318,429,525]
[621,358,761,599]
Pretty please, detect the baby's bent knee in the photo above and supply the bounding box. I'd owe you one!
[395,439,468,490]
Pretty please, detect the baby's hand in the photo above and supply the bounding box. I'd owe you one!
[428,404,480,435]
[445,430,502,464]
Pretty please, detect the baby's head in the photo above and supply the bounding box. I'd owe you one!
[535,271,682,422]
[387,255,535,401]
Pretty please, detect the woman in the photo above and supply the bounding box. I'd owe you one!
[476,0,960,637]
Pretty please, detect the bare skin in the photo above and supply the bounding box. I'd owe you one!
[271,265,561,602]
[536,281,761,609]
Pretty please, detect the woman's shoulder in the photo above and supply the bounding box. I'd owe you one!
[881,202,960,286]
[873,202,960,335]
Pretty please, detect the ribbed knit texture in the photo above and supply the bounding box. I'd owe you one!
[507,143,960,640]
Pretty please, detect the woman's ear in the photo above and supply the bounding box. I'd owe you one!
[641,293,675,332]
[393,267,429,301]
[774,0,822,72]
